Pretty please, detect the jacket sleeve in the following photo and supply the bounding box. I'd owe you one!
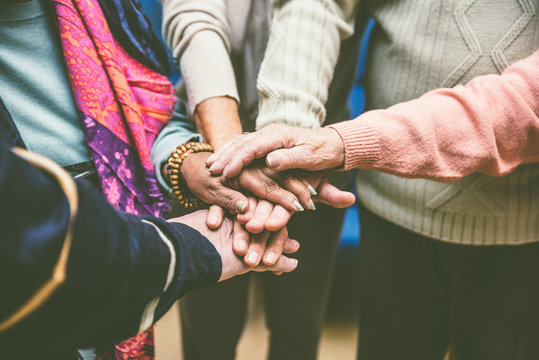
[0,142,221,350]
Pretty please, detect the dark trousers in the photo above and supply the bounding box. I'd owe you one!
[357,205,539,360]
[180,203,346,360]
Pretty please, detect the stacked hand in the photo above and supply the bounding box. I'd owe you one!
[172,98,354,276]
[174,139,354,272]
[170,211,300,281]
[206,124,347,177]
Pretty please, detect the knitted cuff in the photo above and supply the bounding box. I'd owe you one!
[327,119,379,170]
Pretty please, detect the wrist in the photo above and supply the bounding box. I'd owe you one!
[167,142,213,209]
[194,96,243,149]
[180,152,212,179]
[321,127,345,168]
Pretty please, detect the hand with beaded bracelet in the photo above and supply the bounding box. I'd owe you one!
[166,142,214,210]
[165,141,356,267]
[165,142,328,215]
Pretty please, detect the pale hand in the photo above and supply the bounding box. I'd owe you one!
[169,210,299,281]
[206,124,346,178]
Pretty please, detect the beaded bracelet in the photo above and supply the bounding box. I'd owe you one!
[166,142,214,209]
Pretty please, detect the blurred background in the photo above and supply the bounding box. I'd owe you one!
[139,1,375,358]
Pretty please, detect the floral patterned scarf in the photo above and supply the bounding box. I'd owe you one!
[54,0,176,358]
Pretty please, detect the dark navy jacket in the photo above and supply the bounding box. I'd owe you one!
[0,138,221,357]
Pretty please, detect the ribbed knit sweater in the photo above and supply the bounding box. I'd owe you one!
[330,0,539,245]
[161,0,356,125]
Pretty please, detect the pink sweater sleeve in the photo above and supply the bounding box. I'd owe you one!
[328,49,539,182]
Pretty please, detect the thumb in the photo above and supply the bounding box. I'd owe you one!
[254,255,298,274]
[315,181,356,208]
[266,147,314,172]
[206,205,225,229]
[214,187,250,215]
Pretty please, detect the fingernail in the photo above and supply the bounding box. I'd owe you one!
[294,201,304,212]
[267,154,281,169]
[235,200,247,213]
[207,154,216,163]
[208,217,218,226]
[307,185,317,196]
[265,252,277,264]
[291,258,298,267]
[208,162,217,172]
[223,164,230,177]
[247,251,258,264]
[238,239,248,251]
[308,199,316,211]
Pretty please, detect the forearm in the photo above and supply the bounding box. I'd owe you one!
[151,103,202,192]
[329,49,539,181]
[64,187,220,345]
[256,0,358,130]
[0,145,220,347]
[161,0,239,114]
[194,96,242,149]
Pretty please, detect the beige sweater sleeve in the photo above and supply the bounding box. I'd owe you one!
[161,0,239,115]
[256,0,358,130]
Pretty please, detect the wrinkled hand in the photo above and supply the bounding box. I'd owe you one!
[204,178,356,268]
[170,210,299,281]
[232,218,298,273]
[206,177,356,235]
[180,152,318,213]
[231,189,355,267]
[206,124,346,178]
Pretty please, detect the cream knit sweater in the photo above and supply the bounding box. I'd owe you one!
[271,0,538,245]
[354,0,539,245]
[161,0,357,126]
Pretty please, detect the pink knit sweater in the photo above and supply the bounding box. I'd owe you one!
[329,49,539,183]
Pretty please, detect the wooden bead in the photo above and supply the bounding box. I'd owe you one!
[167,141,214,210]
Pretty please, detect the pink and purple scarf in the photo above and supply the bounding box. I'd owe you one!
[54,0,176,358]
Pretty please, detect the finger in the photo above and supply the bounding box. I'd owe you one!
[245,200,274,234]
[208,133,262,177]
[264,205,293,232]
[208,125,292,177]
[282,238,300,254]
[210,185,250,215]
[205,135,237,168]
[206,205,225,229]
[232,219,250,256]
[253,255,298,274]
[244,231,270,267]
[300,171,325,193]
[237,197,257,224]
[275,174,315,210]
[237,172,303,213]
[315,180,356,208]
[262,227,288,266]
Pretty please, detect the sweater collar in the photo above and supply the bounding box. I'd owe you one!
[0,0,46,23]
